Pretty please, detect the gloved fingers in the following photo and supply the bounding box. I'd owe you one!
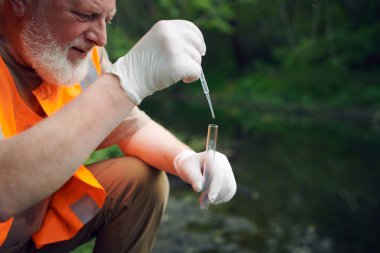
[207,162,225,203]
[183,30,206,58]
[212,177,237,204]
[181,51,202,84]
[189,168,203,192]
[178,20,207,55]
[206,152,227,202]
[184,45,203,66]
[207,152,237,204]
[175,152,204,192]
[175,25,204,84]
[215,165,237,204]
[171,57,202,84]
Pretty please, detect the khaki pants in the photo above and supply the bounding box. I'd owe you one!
[7,157,169,253]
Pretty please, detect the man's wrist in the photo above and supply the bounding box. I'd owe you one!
[105,65,142,105]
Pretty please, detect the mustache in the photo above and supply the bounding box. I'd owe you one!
[69,38,93,54]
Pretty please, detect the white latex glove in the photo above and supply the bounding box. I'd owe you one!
[174,150,237,205]
[106,20,206,104]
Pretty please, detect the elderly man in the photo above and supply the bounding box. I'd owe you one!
[0,0,236,252]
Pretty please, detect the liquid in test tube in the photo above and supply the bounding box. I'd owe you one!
[200,124,218,209]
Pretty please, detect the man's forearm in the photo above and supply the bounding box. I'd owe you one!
[0,74,134,221]
[118,120,192,175]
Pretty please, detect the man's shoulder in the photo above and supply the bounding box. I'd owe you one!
[97,47,112,73]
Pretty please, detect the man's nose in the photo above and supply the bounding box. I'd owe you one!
[85,21,108,47]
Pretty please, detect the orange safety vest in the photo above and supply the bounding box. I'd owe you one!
[0,48,106,249]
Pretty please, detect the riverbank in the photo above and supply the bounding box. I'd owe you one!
[152,189,256,253]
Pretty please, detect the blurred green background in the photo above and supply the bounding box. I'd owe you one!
[74,0,380,252]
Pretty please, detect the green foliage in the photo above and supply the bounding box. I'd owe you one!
[106,26,135,61]
[98,0,380,252]
[71,240,94,253]
[155,0,241,33]
[85,146,123,165]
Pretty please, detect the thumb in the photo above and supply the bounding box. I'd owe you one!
[174,151,203,192]
[187,167,203,192]
[175,58,202,84]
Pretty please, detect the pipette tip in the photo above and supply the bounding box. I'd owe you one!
[201,70,216,119]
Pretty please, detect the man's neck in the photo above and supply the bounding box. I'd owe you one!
[5,44,31,68]
[0,41,46,117]
[0,39,43,91]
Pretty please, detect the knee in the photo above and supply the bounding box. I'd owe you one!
[95,157,169,209]
[128,157,170,209]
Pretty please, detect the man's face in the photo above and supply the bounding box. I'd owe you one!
[20,0,116,85]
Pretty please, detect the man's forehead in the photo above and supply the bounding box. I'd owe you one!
[68,0,116,15]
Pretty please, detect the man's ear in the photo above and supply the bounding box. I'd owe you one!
[10,0,28,17]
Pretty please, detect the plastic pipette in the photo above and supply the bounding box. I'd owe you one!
[200,70,215,119]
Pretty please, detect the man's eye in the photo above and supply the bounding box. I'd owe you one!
[74,11,112,25]
[75,12,95,21]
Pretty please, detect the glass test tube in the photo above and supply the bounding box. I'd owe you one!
[200,124,218,209]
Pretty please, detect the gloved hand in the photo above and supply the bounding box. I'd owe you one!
[106,20,206,104]
[174,150,237,205]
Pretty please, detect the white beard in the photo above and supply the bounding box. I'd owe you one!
[20,8,90,86]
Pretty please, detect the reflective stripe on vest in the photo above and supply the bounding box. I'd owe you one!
[80,46,101,90]
[0,47,106,249]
